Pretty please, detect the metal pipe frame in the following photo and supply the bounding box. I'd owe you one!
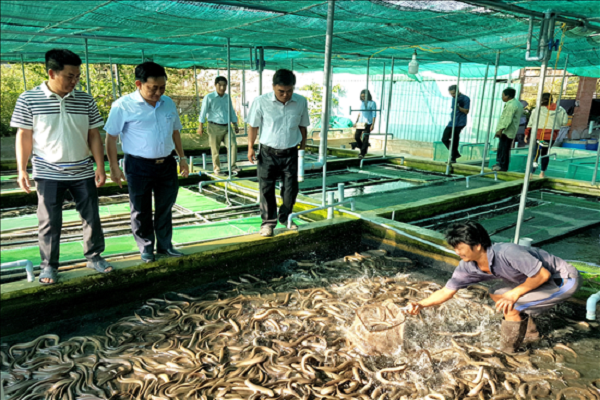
[20,54,27,91]
[592,122,599,185]
[109,55,117,100]
[84,38,91,94]
[115,63,122,97]
[445,62,462,175]
[287,197,355,229]
[258,47,264,95]
[242,61,248,137]
[384,57,395,156]
[480,51,501,173]
[227,38,232,181]
[465,171,498,188]
[378,62,386,133]
[474,63,490,143]
[193,66,200,114]
[547,54,570,152]
[514,54,550,244]
[320,0,335,207]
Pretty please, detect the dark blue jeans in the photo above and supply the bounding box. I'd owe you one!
[124,154,179,254]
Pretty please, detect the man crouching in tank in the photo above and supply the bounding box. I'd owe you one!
[406,221,581,353]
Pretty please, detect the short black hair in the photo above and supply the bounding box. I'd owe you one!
[444,221,492,250]
[45,49,82,72]
[360,89,372,101]
[541,92,552,106]
[135,62,167,83]
[215,76,227,85]
[503,87,517,99]
[273,69,296,86]
[448,85,457,92]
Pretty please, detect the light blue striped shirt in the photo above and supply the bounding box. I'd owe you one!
[105,90,183,159]
[358,100,377,124]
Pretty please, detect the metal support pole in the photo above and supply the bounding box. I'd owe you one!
[258,47,264,95]
[384,57,395,157]
[378,62,385,133]
[514,56,550,243]
[321,0,335,207]
[474,63,490,143]
[242,61,248,136]
[337,183,345,202]
[109,56,117,100]
[327,192,335,219]
[547,54,569,152]
[592,125,599,185]
[227,38,232,180]
[480,51,501,173]
[84,38,91,94]
[445,62,462,175]
[193,66,200,113]
[20,54,27,91]
[365,57,370,101]
[115,64,122,97]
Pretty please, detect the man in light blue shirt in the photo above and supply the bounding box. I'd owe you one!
[105,62,189,263]
[351,89,377,159]
[197,76,240,176]
[247,69,310,237]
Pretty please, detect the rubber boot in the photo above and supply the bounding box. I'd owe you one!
[499,317,527,354]
[523,315,540,343]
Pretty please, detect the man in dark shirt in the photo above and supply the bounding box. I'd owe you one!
[407,221,581,353]
[441,85,470,163]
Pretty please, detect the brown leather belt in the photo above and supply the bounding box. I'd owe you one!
[209,121,228,126]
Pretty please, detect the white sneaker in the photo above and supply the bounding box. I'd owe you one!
[260,225,274,237]
[492,164,501,171]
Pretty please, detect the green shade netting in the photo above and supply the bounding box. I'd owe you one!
[1,1,598,77]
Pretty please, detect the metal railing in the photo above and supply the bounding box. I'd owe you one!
[287,196,355,229]
[465,171,498,188]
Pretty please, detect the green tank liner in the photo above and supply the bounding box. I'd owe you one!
[352,176,500,211]
[350,165,447,182]
[299,172,375,190]
[0,216,305,267]
[0,187,223,232]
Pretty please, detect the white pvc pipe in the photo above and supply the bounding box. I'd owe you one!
[587,291,600,320]
[1,260,35,282]
[298,150,306,182]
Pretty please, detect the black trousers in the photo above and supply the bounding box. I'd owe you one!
[496,134,513,171]
[534,143,550,172]
[35,177,105,269]
[354,124,372,156]
[257,146,299,228]
[124,154,179,254]
[441,125,465,161]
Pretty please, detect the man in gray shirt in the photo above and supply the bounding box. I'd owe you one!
[407,221,581,353]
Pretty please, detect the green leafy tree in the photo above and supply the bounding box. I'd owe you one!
[300,83,345,122]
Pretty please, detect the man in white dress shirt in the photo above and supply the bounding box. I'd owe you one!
[247,69,310,237]
[197,76,240,176]
[105,62,189,263]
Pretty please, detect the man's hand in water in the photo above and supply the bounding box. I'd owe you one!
[406,302,423,315]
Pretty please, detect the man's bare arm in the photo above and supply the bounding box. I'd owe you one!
[16,128,33,193]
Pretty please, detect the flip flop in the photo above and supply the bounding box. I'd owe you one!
[86,259,114,274]
[39,266,59,285]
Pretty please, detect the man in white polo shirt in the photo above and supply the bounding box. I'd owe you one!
[105,62,189,263]
[11,49,113,285]
[197,76,240,176]
[247,69,310,237]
